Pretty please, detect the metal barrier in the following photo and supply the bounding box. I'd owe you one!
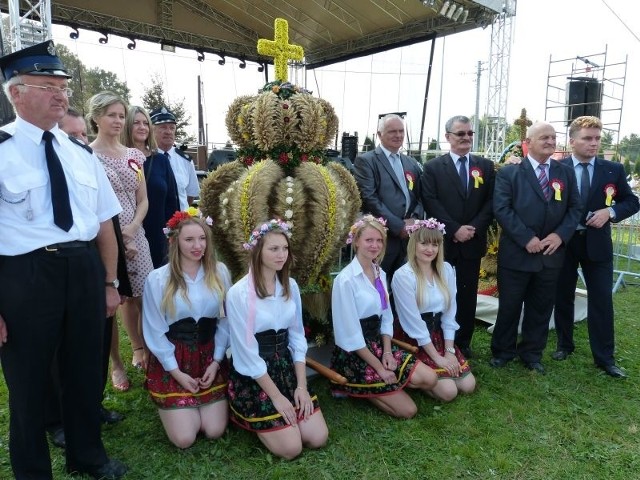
[612,210,640,292]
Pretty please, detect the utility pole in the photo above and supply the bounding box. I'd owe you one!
[473,60,483,152]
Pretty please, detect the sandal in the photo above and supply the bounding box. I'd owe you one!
[111,368,130,392]
[132,347,145,370]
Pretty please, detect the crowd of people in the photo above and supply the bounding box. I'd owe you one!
[0,40,638,480]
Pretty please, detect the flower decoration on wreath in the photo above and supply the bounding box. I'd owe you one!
[163,207,213,238]
[198,18,361,344]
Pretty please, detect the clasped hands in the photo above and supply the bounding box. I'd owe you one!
[172,361,220,394]
[377,353,398,385]
[526,233,562,255]
[272,387,313,426]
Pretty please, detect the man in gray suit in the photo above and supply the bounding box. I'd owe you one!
[353,114,424,281]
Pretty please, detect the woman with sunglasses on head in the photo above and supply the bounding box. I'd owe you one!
[226,219,328,460]
[330,215,438,418]
[391,219,476,402]
[142,208,231,448]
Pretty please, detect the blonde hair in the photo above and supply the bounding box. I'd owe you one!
[122,105,157,151]
[406,227,450,310]
[161,216,226,316]
[351,216,387,265]
[249,229,293,300]
[569,116,602,138]
[86,91,128,134]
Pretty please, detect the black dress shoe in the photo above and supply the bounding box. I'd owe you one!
[524,362,546,374]
[551,350,570,361]
[458,346,473,359]
[67,458,128,479]
[100,406,124,425]
[489,357,510,368]
[600,364,627,378]
[48,427,66,449]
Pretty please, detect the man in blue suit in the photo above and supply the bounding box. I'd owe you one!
[490,122,582,374]
[551,116,639,377]
[353,114,424,281]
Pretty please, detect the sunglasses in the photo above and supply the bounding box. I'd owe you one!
[447,130,474,137]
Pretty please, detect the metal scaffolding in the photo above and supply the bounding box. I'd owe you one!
[2,0,52,53]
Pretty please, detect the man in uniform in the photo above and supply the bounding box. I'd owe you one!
[0,41,127,479]
[151,106,200,209]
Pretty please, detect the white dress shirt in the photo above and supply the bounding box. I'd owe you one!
[391,262,458,346]
[0,117,121,255]
[166,146,200,210]
[227,274,307,379]
[331,257,394,352]
[142,262,231,372]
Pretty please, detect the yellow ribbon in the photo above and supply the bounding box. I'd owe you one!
[553,184,562,201]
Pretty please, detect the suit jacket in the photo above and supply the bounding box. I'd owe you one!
[562,156,639,262]
[421,153,495,260]
[354,146,424,236]
[494,158,582,272]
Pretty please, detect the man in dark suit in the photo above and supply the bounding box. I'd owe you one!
[421,115,495,357]
[353,114,424,281]
[552,116,639,378]
[490,121,582,374]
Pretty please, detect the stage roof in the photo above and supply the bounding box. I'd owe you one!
[6,0,501,68]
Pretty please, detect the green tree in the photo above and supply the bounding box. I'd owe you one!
[141,74,194,142]
[619,134,640,160]
[601,130,613,150]
[55,45,130,116]
[362,135,374,152]
[623,157,631,174]
[634,158,640,177]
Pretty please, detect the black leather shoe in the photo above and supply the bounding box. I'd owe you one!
[459,346,473,359]
[600,364,627,378]
[67,458,128,479]
[524,362,546,374]
[100,406,124,425]
[489,357,510,368]
[551,350,570,361]
[48,427,66,449]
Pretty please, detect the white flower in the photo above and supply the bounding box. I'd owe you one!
[285,196,293,204]
[287,188,293,193]
[286,176,293,181]
[285,209,293,219]
[222,209,227,217]
[222,197,229,205]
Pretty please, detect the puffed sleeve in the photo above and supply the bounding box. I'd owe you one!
[287,279,308,362]
[142,267,178,372]
[331,271,367,351]
[213,262,232,362]
[379,269,394,338]
[392,265,432,346]
[227,279,268,379]
[440,263,459,341]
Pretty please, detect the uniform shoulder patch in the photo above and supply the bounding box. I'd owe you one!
[175,148,191,161]
[69,135,93,154]
[0,130,12,144]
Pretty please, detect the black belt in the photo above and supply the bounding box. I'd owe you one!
[42,240,94,252]
[166,317,217,345]
[421,312,442,333]
[256,329,289,358]
[360,315,381,340]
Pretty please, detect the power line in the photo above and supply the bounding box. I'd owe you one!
[600,0,640,44]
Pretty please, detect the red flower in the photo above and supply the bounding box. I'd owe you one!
[300,154,308,162]
[282,104,289,109]
[278,152,289,164]
[166,211,189,230]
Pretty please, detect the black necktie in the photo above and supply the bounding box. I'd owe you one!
[43,131,73,231]
[458,156,468,193]
[580,163,590,206]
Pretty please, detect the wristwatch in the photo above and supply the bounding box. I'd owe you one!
[445,346,456,354]
[105,279,120,289]
[608,207,616,220]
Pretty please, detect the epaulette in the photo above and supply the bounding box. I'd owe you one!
[174,147,192,161]
[0,130,12,144]
[69,135,93,154]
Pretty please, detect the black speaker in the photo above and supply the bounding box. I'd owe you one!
[565,77,602,125]
[341,133,358,162]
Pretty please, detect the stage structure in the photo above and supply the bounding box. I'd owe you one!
[544,46,627,151]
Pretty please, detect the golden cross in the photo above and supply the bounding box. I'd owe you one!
[257,18,304,83]
[514,108,532,142]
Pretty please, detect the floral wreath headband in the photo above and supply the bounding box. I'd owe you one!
[163,207,213,238]
[346,215,388,245]
[405,218,446,236]
[243,219,292,250]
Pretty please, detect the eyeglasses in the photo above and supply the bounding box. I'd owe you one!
[447,130,474,137]
[18,83,73,98]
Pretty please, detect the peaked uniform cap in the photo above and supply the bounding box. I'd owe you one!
[150,106,176,125]
[0,40,71,81]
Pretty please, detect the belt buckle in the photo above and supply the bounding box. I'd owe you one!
[44,245,58,252]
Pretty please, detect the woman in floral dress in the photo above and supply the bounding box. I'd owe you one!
[330,215,438,418]
[227,219,328,460]
[88,92,154,389]
[142,209,231,448]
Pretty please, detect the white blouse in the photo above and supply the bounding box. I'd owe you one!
[331,257,393,352]
[227,274,307,379]
[142,262,232,372]
[391,261,458,346]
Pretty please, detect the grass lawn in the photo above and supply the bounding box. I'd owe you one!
[1,286,639,479]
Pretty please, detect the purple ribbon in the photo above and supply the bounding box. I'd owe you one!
[374,277,388,310]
